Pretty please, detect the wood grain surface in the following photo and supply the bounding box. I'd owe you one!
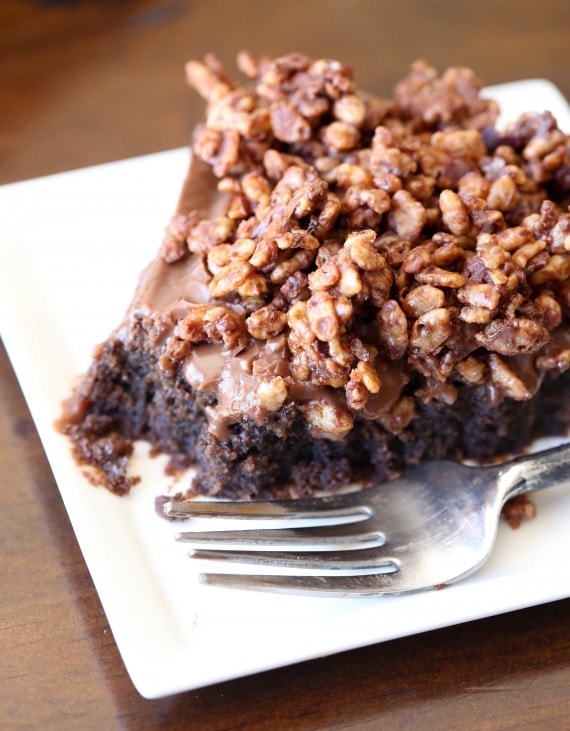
[1,1,569,728]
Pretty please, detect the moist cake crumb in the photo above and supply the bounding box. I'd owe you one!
[501,494,537,528]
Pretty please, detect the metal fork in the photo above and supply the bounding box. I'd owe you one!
[164,443,570,597]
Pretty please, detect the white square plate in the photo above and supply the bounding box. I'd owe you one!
[1,80,569,699]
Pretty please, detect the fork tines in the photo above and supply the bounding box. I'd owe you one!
[164,495,399,582]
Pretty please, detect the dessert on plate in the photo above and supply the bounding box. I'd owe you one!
[58,52,570,500]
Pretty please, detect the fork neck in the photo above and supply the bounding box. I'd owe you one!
[498,442,570,501]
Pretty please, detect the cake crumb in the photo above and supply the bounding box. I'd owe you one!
[501,494,537,529]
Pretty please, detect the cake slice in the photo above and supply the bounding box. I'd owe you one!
[58,53,570,500]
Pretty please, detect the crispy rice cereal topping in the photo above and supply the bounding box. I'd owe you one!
[160,52,570,436]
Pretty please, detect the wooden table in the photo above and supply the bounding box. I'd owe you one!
[1,2,569,728]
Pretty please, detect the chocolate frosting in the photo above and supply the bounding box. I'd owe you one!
[182,332,409,439]
[133,157,223,312]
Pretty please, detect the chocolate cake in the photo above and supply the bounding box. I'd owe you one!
[58,53,570,500]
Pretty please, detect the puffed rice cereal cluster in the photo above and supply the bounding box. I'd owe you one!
[160,52,570,437]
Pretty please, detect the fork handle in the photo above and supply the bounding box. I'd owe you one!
[502,442,570,500]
